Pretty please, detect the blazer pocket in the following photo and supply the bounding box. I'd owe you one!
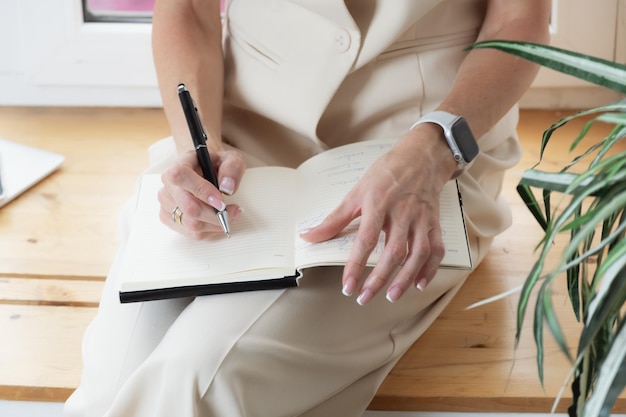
[228,22,284,70]
[377,30,477,61]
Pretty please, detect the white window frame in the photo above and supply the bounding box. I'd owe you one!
[0,0,160,107]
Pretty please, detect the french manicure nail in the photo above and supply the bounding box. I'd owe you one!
[356,289,373,306]
[386,286,402,303]
[416,278,428,291]
[219,177,235,195]
[232,206,244,220]
[342,277,356,297]
[208,196,226,211]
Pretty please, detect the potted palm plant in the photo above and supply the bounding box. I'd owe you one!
[470,40,626,417]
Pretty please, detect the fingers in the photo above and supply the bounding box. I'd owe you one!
[352,221,446,306]
[215,149,246,195]
[159,149,245,239]
[340,209,385,301]
[305,194,446,306]
[158,201,242,240]
[299,199,359,244]
[300,176,446,306]
[162,151,228,212]
[385,227,445,301]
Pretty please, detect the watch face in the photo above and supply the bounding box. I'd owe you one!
[451,118,479,162]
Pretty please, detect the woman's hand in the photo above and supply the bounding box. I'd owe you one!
[158,148,246,240]
[301,124,457,305]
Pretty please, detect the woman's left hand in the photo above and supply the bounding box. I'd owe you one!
[300,124,457,305]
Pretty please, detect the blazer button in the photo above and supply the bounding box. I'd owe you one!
[333,29,351,52]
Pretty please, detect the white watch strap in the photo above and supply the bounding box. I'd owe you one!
[410,111,459,132]
[410,111,467,180]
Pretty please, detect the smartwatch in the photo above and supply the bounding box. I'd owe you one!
[411,111,479,179]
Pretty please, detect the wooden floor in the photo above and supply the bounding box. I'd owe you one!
[0,106,624,412]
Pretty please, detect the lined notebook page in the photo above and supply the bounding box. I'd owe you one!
[120,168,298,292]
[294,140,390,267]
[292,138,471,269]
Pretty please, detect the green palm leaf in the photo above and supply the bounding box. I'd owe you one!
[558,218,626,274]
[470,41,626,94]
[582,317,626,417]
[558,191,626,259]
[537,102,626,163]
[581,240,626,352]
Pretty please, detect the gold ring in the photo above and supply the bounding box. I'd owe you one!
[171,206,183,225]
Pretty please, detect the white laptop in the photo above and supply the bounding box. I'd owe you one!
[0,138,65,208]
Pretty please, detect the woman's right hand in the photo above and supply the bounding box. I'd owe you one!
[157,147,246,240]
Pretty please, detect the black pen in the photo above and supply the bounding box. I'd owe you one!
[177,83,231,237]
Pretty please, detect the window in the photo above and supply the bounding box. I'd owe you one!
[81,0,224,22]
[0,0,159,106]
[84,0,154,23]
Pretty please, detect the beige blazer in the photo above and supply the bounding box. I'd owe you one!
[218,0,522,243]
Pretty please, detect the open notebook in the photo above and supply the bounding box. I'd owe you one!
[0,139,65,207]
[118,137,472,303]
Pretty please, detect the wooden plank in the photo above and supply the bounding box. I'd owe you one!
[0,173,136,278]
[0,304,97,402]
[0,277,103,307]
[0,107,170,278]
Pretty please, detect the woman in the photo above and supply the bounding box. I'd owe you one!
[64,1,550,416]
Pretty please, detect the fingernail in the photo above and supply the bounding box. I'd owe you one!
[356,288,373,306]
[219,177,235,195]
[342,277,356,297]
[232,206,244,220]
[386,286,402,303]
[208,196,226,211]
[416,278,428,291]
